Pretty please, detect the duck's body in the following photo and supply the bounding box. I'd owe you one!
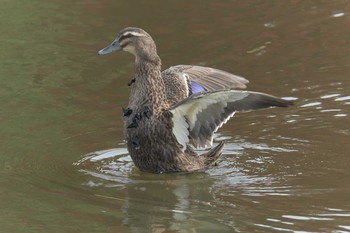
[122,47,223,172]
[124,57,179,173]
[98,27,293,173]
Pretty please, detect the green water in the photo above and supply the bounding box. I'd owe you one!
[1,1,350,232]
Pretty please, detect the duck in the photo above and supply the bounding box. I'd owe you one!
[98,27,293,173]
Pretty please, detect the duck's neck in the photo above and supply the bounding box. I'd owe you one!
[129,56,167,111]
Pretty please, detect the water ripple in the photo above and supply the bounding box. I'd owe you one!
[282,215,334,221]
[300,102,322,108]
[335,96,350,101]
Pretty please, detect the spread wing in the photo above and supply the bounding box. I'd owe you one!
[162,65,249,92]
[169,90,293,151]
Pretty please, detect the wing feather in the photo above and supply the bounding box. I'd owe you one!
[163,65,249,91]
[169,90,293,151]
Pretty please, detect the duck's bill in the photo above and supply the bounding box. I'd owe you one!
[98,40,122,55]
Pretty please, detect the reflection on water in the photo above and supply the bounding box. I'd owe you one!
[73,137,306,232]
[74,133,350,232]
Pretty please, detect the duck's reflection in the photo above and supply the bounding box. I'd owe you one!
[121,172,217,233]
[76,147,230,232]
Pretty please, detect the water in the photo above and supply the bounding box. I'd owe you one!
[1,1,350,232]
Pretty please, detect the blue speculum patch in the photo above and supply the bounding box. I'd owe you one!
[190,80,206,94]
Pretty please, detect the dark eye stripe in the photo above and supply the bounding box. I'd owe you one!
[119,33,134,43]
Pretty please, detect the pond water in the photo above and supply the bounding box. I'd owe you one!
[1,1,350,232]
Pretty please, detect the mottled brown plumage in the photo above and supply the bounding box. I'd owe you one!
[98,27,293,173]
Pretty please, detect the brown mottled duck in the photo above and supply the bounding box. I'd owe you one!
[98,27,293,173]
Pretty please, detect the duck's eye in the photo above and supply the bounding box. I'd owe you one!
[112,42,116,46]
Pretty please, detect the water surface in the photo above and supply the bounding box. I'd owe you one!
[1,1,350,232]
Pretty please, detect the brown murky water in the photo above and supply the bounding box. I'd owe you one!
[1,1,350,232]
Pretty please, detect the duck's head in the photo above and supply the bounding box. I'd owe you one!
[98,27,159,62]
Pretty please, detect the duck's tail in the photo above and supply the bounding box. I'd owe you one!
[203,141,225,167]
